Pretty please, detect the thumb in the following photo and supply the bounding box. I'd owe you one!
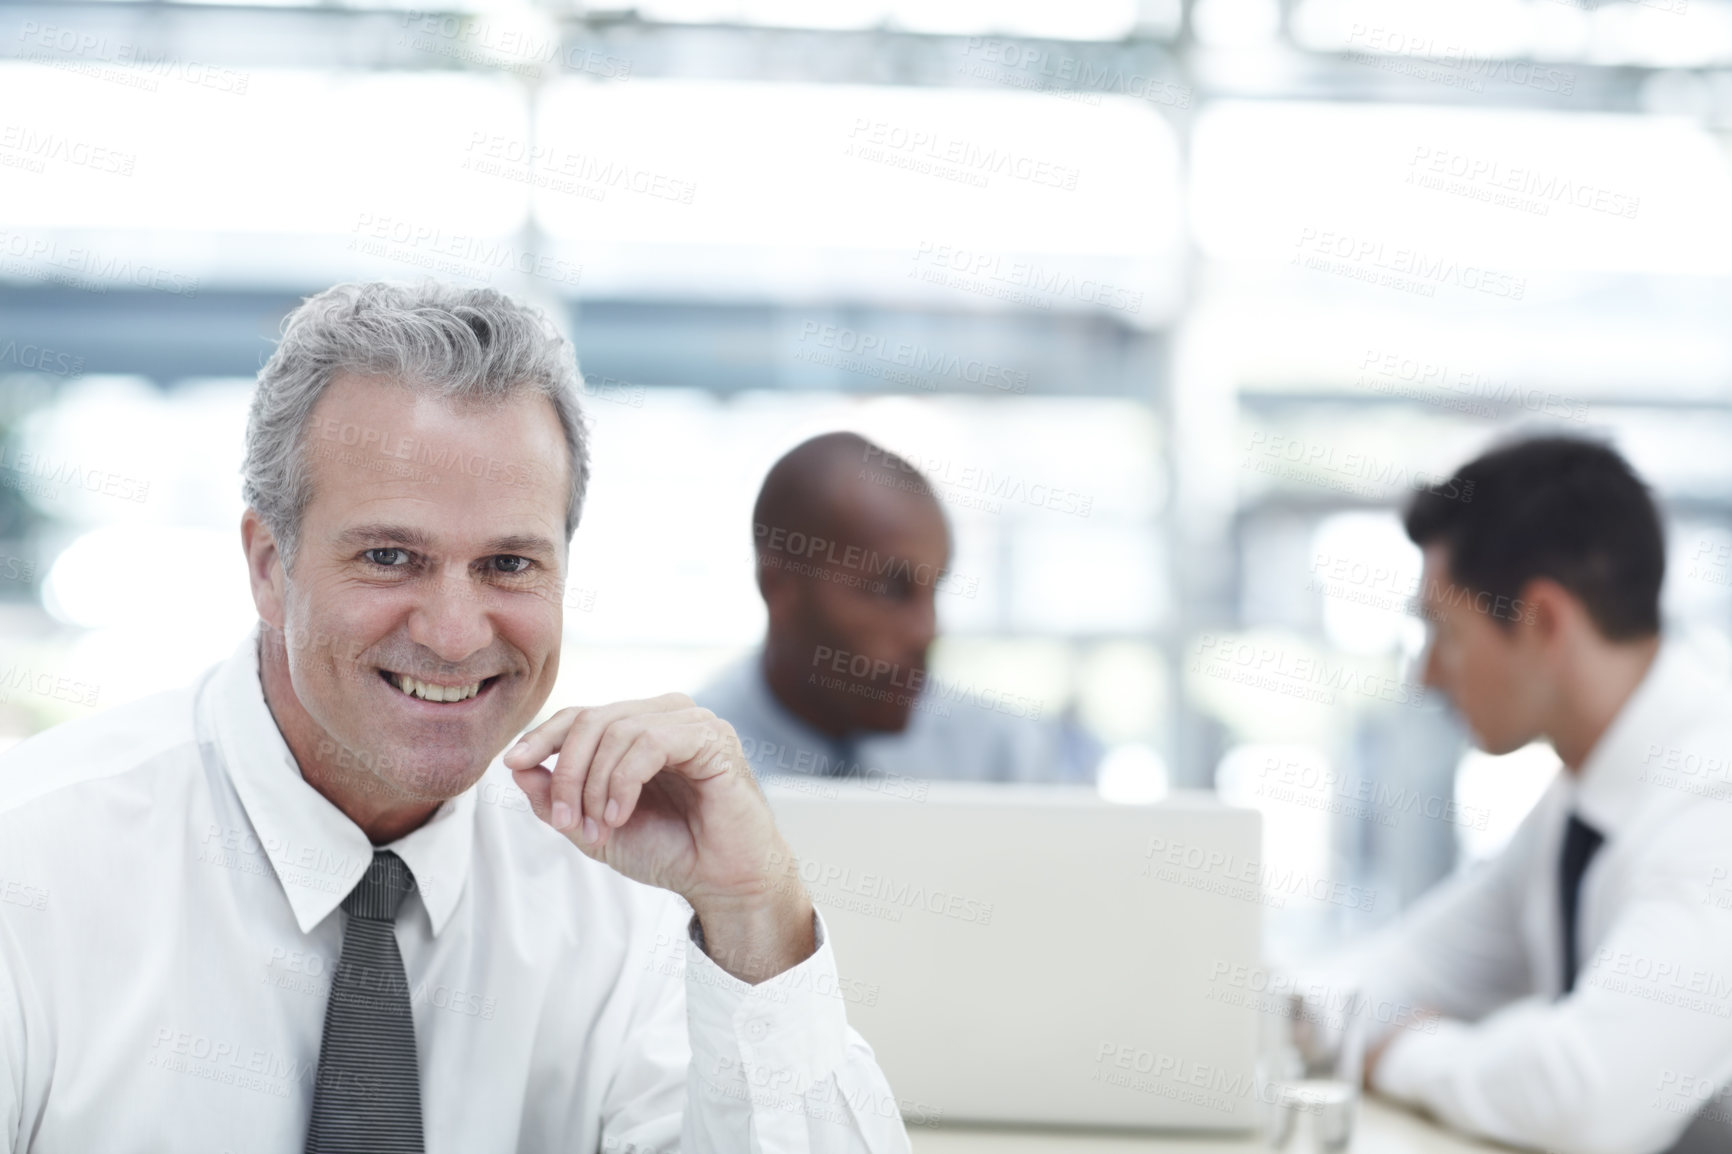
[511,765,554,824]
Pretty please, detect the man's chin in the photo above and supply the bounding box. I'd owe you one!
[357,756,493,805]
[1470,727,1536,758]
[858,708,915,735]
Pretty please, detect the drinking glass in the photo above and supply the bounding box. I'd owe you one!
[1255,983,1365,1153]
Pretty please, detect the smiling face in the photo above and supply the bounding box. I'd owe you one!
[244,372,572,828]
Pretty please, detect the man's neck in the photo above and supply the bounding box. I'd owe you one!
[1551,634,1662,775]
[256,632,440,844]
[760,643,850,739]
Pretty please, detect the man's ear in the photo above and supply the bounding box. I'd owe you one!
[755,558,781,606]
[757,561,801,635]
[240,508,288,630]
[1515,576,1575,648]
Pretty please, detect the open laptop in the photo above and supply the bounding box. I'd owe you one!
[764,781,1264,1133]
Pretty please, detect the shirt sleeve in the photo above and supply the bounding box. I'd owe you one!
[1371,804,1732,1154]
[0,913,26,1154]
[599,899,913,1154]
[1339,790,1545,1052]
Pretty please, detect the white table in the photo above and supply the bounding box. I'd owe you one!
[909,1096,1511,1153]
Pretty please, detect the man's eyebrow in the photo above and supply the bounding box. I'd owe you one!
[486,534,560,557]
[333,524,558,558]
[335,523,433,551]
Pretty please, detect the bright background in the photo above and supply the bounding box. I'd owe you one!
[4,0,1732,961]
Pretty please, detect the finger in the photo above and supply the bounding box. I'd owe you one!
[605,722,718,832]
[583,708,717,827]
[504,693,693,771]
[510,763,554,823]
[515,763,604,859]
[542,698,713,836]
[583,714,714,842]
[503,706,581,771]
[576,713,668,841]
[548,709,608,836]
[513,690,696,777]
[578,716,642,843]
[587,730,659,850]
[534,704,649,833]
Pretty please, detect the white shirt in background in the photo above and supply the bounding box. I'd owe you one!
[1339,639,1732,1154]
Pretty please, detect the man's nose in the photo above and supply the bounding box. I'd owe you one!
[906,593,938,652]
[407,568,495,665]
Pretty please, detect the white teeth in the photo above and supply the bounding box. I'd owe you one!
[389,673,482,703]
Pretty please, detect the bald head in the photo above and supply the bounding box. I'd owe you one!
[753,432,941,568]
[752,433,950,737]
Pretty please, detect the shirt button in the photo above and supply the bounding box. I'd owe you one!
[744,1017,770,1041]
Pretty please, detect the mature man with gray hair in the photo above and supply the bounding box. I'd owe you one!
[0,282,913,1153]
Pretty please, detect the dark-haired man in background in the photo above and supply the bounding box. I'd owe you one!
[1327,436,1732,1153]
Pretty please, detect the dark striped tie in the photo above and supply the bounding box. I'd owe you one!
[306,850,425,1153]
[1559,812,1605,995]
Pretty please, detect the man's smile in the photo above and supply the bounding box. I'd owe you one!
[376,667,505,707]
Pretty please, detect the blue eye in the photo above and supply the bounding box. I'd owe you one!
[493,555,532,574]
[365,548,410,567]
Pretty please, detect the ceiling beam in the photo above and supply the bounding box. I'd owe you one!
[0,1,1682,114]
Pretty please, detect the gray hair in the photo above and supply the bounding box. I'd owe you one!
[243,281,590,572]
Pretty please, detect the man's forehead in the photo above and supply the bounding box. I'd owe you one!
[838,481,949,555]
[300,374,571,545]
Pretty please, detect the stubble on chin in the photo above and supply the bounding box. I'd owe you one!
[305,723,491,807]
[337,758,485,810]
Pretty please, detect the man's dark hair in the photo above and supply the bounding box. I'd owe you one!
[1403,436,1664,640]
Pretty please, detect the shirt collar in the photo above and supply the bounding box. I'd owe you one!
[1571,637,1719,839]
[204,624,478,937]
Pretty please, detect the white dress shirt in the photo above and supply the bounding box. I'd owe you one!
[1338,639,1732,1154]
[693,650,1097,791]
[0,627,914,1154]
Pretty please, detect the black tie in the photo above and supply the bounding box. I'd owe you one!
[306,850,425,1153]
[825,733,859,778]
[1559,812,1605,995]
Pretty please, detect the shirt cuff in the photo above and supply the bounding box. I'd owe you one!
[1371,1016,1475,1105]
[682,906,850,1099]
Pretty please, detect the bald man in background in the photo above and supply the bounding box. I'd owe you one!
[694,432,1099,792]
